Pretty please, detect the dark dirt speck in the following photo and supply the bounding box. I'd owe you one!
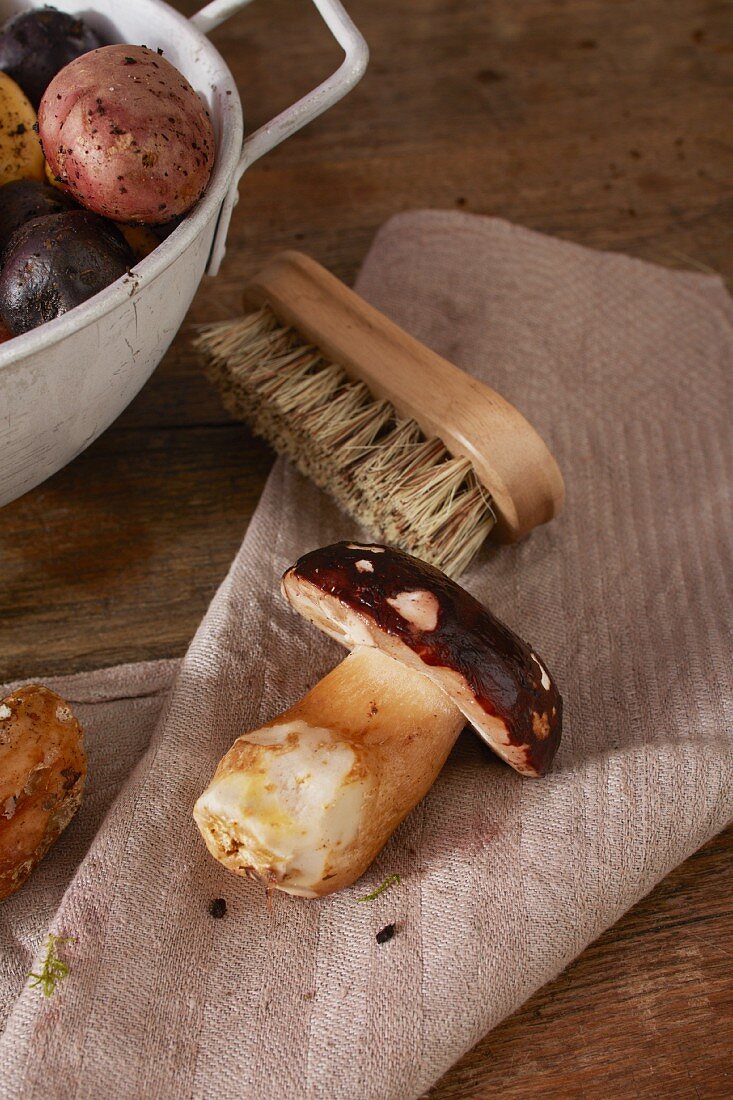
[376,923,396,945]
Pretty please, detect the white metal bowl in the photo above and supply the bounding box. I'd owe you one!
[0,0,367,506]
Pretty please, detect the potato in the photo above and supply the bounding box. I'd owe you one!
[43,163,172,258]
[116,222,160,262]
[0,178,75,255]
[45,157,65,191]
[0,686,86,901]
[0,70,44,186]
[0,210,133,335]
[39,44,215,225]
[0,6,104,108]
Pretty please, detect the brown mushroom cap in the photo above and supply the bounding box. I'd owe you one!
[281,542,562,777]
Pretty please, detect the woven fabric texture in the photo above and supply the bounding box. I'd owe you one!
[1,212,731,1099]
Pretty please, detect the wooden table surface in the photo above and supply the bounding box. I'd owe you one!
[1,0,731,1095]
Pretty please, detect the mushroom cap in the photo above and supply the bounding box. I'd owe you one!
[281,542,562,777]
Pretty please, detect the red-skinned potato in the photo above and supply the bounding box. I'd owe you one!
[38,44,215,225]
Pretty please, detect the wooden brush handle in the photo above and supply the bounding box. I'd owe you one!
[242,251,564,541]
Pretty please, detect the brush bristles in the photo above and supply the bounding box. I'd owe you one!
[194,307,495,577]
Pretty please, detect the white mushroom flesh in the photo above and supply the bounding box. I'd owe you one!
[194,722,365,898]
[386,589,440,632]
[193,646,465,897]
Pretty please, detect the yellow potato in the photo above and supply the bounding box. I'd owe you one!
[45,157,66,190]
[116,223,159,262]
[0,71,44,187]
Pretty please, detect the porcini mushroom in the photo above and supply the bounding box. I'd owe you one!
[194,543,562,898]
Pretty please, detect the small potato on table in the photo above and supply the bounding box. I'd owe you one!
[0,686,86,901]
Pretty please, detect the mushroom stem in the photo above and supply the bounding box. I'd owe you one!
[193,645,465,897]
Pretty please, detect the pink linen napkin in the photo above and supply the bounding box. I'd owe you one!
[1,211,731,1099]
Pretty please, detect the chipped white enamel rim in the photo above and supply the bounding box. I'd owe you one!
[0,0,368,506]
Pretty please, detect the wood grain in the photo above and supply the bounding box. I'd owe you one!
[0,0,731,1094]
[240,250,564,538]
[425,826,733,1099]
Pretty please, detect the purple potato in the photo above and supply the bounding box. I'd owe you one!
[0,7,104,108]
[0,210,133,334]
[0,179,75,255]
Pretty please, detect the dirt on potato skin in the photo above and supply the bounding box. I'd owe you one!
[0,685,86,901]
[0,178,75,256]
[39,44,215,225]
[0,8,105,109]
[0,209,133,334]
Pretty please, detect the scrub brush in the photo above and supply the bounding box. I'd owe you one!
[194,251,564,577]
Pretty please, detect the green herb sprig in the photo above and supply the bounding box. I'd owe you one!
[358,874,401,902]
[28,934,75,998]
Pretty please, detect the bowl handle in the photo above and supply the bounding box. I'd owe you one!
[191,0,369,275]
